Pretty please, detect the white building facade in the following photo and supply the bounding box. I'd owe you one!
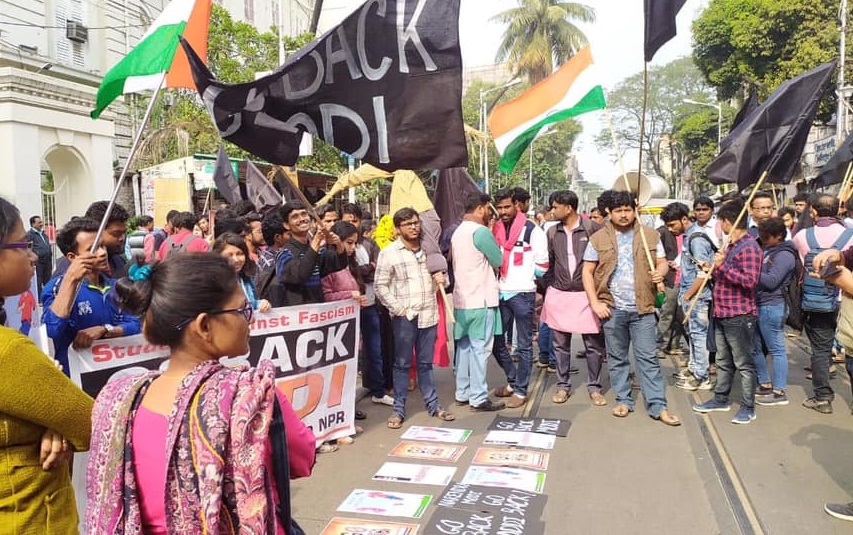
[0,0,312,225]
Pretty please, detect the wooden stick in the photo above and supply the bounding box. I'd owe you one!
[438,286,455,324]
[838,161,853,202]
[604,107,656,271]
[683,170,769,322]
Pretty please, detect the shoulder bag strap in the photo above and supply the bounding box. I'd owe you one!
[271,397,293,535]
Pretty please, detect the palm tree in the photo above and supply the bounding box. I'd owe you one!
[493,0,595,84]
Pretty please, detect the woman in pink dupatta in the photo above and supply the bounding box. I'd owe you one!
[86,253,316,534]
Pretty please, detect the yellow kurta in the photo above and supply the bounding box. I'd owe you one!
[0,326,94,534]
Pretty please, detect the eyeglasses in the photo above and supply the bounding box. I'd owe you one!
[175,302,253,330]
[399,221,420,229]
[0,241,34,251]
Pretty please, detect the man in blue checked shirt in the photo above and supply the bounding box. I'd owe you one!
[693,200,763,424]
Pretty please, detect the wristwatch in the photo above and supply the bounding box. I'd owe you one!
[104,324,115,335]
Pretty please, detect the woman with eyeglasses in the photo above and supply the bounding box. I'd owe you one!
[86,253,316,533]
[0,196,94,533]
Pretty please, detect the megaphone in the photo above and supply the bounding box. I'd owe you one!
[611,171,670,206]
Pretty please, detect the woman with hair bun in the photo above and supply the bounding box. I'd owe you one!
[0,196,93,533]
[86,253,315,533]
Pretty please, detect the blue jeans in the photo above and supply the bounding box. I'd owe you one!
[602,309,668,417]
[680,295,711,380]
[493,292,535,397]
[537,321,555,365]
[713,315,757,408]
[361,305,386,398]
[391,317,439,419]
[752,303,788,392]
[455,309,496,407]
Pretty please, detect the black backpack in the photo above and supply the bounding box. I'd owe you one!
[772,247,805,331]
[256,249,288,307]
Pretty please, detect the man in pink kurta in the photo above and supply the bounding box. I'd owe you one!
[541,190,607,406]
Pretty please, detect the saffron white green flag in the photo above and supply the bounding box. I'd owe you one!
[91,0,210,119]
[488,46,606,173]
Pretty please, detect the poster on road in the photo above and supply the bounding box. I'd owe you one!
[321,517,421,535]
[401,426,472,444]
[472,447,550,470]
[338,489,433,518]
[483,430,555,450]
[487,416,571,437]
[373,462,457,486]
[460,466,546,494]
[421,506,545,535]
[390,441,467,463]
[435,482,547,519]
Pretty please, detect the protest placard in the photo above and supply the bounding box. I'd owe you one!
[373,462,457,486]
[460,466,546,494]
[422,505,546,535]
[483,431,555,450]
[321,517,421,535]
[401,426,472,444]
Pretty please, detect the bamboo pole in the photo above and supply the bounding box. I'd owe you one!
[683,170,769,322]
[604,108,656,271]
[438,286,455,324]
[838,161,853,202]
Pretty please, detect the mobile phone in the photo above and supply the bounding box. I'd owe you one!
[820,260,842,279]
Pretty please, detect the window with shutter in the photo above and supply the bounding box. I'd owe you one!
[54,0,71,65]
[70,0,86,68]
[245,0,255,24]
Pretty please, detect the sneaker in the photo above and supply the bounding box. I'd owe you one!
[453,398,469,407]
[535,360,550,368]
[825,501,853,522]
[506,394,528,409]
[547,365,557,374]
[803,397,833,414]
[372,394,395,406]
[470,399,505,412]
[569,366,579,374]
[677,376,713,391]
[756,385,772,395]
[575,350,586,359]
[693,399,731,413]
[755,392,789,406]
[673,368,693,379]
[731,407,756,424]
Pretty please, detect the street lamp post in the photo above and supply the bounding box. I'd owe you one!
[480,79,522,194]
[683,98,722,154]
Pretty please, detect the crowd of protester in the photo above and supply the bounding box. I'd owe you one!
[5,182,853,530]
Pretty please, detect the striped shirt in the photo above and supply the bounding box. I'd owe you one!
[375,239,439,328]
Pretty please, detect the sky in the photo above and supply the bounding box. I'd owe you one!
[458,0,708,187]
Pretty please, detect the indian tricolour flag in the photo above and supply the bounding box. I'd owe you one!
[90,0,211,119]
[488,46,606,173]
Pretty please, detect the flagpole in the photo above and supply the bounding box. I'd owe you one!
[683,170,769,321]
[90,75,166,255]
[604,107,656,271]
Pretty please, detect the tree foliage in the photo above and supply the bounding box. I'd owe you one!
[596,57,718,195]
[492,0,595,84]
[692,0,841,111]
[136,4,346,175]
[462,79,581,205]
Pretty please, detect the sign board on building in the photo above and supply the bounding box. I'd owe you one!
[814,136,837,168]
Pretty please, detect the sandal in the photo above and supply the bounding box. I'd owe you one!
[432,409,456,422]
[354,425,364,435]
[387,414,403,429]
[337,436,355,445]
[612,404,632,418]
[589,391,607,406]
[316,443,339,454]
[656,409,681,427]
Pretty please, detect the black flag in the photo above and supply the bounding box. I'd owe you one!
[180,0,467,172]
[644,0,687,62]
[433,168,483,229]
[212,145,242,204]
[814,130,853,188]
[729,90,759,133]
[245,160,283,212]
[707,60,836,191]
